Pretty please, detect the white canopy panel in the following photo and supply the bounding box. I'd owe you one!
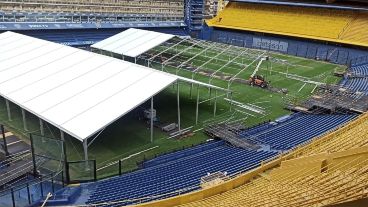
[91,28,175,58]
[0,31,177,141]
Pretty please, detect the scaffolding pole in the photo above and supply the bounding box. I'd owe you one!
[39,119,44,136]
[5,99,11,121]
[60,130,65,141]
[21,109,28,131]
[150,97,154,143]
[195,84,200,125]
[214,90,218,117]
[190,83,193,99]
[1,125,9,156]
[177,81,181,131]
[229,92,233,112]
[148,38,187,61]
[83,139,88,161]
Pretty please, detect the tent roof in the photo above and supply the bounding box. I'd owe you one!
[0,31,228,142]
[0,31,177,141]
[91,28,175,58]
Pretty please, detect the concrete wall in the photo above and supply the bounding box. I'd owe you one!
[201,26,368,65]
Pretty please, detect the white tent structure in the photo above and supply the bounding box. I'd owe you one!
[91,28,175,60]
[0,31,228,160]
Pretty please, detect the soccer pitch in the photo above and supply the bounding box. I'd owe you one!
[0,39,345,178]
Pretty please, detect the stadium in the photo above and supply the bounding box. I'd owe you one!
[0,0,367,206]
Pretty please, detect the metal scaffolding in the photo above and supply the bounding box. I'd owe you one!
[137,36,290,93]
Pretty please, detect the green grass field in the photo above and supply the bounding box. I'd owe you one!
[0,40,345,179]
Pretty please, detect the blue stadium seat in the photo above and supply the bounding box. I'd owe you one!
[350,64,368,76]
[343,77,368,94]
[240,113,356,151]
[83,113,355,206]
[86,147,277,206]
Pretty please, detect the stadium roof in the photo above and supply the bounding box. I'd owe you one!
[91,28,175,58]
[0,31,227,142]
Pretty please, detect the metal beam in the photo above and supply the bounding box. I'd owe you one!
[214,90,218,117]
[148,38,187,61]
[177,81,181,131]
[5,99,11,121]
[83,139,88,161]
[191,44,233,79]
[195,84,200,125]
[198,93,226,104]
[174,42,254,68]
[39,119,44,136]
[149,42,255,76]
[208,50,247,84]
[21,109,28,131]
[60,130,65,141]
[1,125,9,156]
[150,96,154,143]
[177,42,218,68]
[149,43,250,70]
[229,92,233,112]
[162,40,202,67]
[227,52,266,92]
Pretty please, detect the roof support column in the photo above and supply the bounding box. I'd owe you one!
[134,57,137,64]
[1,125,9,156]
[5,100,11,121]
[177,80,181,131]
[39,119,45,136]
[150,96,154,143]
[214,90,218,117]
[189,83,193,99]
[209,88,212,105]
[21,109,28,131]
[229,92,233,112]
[60,130,65,141]
[195,84,200,125]
[83,139,88,161]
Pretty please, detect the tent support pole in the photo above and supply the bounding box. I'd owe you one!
[83,139,88,161]
[209,88,212,105]
[195,84,200,125]
[229,92,233,112]
[60,130,65,141]
[5,100,11,121]
[1,125,9,156]
[150,97,154,143]
[39,119,44,136]
[177,81,181,131]
[21,109,28,131]
[190,83,193,99]
[214,90,218,117]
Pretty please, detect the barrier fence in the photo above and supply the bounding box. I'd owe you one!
[0,172,64,207]
[0,132,153,206]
